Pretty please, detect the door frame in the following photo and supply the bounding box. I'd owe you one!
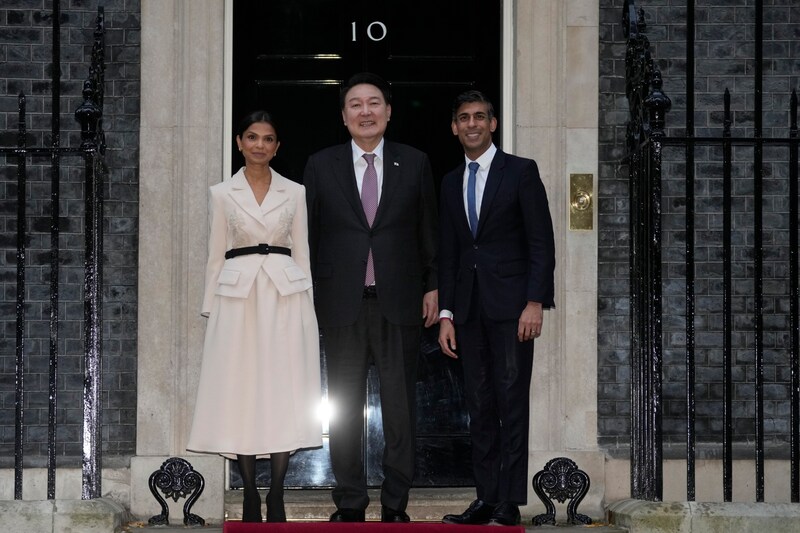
[219,0,516,489]
[222,0,515,176]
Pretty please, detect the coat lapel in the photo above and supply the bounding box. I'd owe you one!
[260,171,290,216]
[228,169,266,226]
[376,142,402,227]
[227,168,289,228]
[476,150,506,237]
[332,143,370,227]
[449,162,473,237]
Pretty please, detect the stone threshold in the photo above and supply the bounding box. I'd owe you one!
[0,497,127,533]
[216,488,620,530]
[224,487,478,522]
[608,499,800,532]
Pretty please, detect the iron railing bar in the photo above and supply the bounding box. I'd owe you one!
[650,137,664,502]
[754,0,765,502]
[790,90,799,503]
[79,7,106,499]
[14,93,27,502]
[82,151,104,500]
[629,145,643,497]
[722,89,734,502]
[629,160,637,496]
[47,0,62,500]
[684,0,696,501]
[625,0,644,498]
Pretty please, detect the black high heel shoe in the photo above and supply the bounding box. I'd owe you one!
[266,491,286,522]
[242,491,263,523]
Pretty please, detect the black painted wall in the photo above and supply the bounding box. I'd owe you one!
[599,0,800,457]
[0,0,140,465]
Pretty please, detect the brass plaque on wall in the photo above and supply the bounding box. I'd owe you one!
[569,173,593,231]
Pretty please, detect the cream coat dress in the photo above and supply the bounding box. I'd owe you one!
[187,167,322,458]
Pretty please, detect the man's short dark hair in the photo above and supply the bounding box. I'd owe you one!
[340,72,392,109]
[452,90,495,121]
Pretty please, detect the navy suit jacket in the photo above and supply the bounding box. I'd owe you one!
[438,150,555,324]
[304,141,438,327]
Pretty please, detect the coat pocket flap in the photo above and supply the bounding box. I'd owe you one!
[284,265,307,282]
[217,269,241,285]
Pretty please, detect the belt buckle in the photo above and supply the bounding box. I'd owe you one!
[257,243,270,254]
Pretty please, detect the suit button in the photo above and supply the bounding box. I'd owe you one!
[473,244,478,250]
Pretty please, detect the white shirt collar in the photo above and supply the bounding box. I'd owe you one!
[351,138,385,163]
[464,143,497,170]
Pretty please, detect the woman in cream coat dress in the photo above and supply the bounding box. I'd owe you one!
[188,111,321,523]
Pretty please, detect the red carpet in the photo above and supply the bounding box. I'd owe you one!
[223,522,525,532]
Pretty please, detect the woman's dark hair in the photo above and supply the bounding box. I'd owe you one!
[339,72,392,109]
[236,110,279,140]
[451,90,495,121]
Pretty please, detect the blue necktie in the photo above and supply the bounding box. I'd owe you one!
[467,161,479,238]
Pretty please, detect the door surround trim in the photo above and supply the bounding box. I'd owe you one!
[222,0,514,173]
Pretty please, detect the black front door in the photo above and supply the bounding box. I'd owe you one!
[231,0,502,489]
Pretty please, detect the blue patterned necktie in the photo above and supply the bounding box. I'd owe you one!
[362,153,378,285]
[467,161,479,238]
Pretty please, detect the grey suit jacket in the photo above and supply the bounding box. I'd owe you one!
[304,140,438,327]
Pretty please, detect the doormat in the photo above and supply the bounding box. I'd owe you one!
[223,522,525,533]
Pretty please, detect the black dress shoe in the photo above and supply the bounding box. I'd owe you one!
[329,508,366,522]
[488,502,521,526]
[442,499,495,525]
[381,506,410,522]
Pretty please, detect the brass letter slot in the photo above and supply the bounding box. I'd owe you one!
[569,173,593,231]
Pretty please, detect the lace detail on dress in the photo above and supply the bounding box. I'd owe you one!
[228,210,249,248]
[272,208,293,247]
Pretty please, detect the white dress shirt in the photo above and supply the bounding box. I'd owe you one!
[460,143,497,222]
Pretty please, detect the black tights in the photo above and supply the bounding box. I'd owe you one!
[237,454,261,522]
[237,452,290,522]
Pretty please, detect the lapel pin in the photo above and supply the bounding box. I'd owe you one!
[393,162,399,167]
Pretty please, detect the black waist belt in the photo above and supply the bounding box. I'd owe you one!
[225,244,291,259]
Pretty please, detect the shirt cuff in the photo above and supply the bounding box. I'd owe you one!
[439,309,454,320]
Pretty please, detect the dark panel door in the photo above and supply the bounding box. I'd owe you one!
[231,0,501,489]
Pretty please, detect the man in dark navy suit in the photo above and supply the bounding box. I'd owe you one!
[438,90,555,527]
[304,72,438,523]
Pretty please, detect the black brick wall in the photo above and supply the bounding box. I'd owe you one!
[0,0,139,465]
[600,0,800,457]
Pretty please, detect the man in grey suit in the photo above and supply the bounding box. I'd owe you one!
[303,72,438,523]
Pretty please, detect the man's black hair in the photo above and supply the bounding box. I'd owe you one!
[451,90,495,121]
[340,72,392,109]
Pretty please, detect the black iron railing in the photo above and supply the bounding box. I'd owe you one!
[624,0,800,502]
[624,0,669,502]
[0,0,106,500]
